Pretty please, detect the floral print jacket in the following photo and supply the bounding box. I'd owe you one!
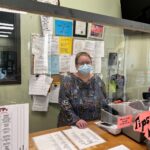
[57,73,107,127]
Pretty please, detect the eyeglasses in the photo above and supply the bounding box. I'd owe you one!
[77,61,92,65]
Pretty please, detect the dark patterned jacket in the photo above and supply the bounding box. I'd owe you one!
[57,73,107,127]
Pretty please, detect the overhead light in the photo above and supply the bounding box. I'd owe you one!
[0,8,27,14]
[0,23,14,27]
[0,26,14,30]
[0,34,9,37]
[0,31,12,34]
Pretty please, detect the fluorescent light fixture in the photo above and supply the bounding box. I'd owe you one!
[0,34,9,37]
[0,31,12,34]
[0,23,14,27]
[0,26,14,30]
[0,8,27,14]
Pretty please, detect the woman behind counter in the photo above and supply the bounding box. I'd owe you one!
[57,52,108,128]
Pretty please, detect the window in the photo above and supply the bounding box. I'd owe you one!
[0,12,21,84]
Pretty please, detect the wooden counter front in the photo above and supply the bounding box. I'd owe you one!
[29,122,146,150]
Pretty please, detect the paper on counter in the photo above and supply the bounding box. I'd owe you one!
[33,131,77,150]
[29,75,53,96]
[63,127,105,149]
[108,145,130,150]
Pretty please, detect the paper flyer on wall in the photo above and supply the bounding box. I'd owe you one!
[94,57,101,73]
[32,95,50,111]
[49,84,60,103]
[48,36,59,55]
[59,55,71,72]
[55,19,73,37]
[84,40,96,57]
[59,37,73,55]
[29,75,53,96]
[73,39,96,57]
[73,39,85,55]
[31,34,49,74]
[95,41,104,57]
[48,55,59,75]
[41,16,54,35]
[0,103,29,150]
[31,34,46,56]
[70,55,77,73]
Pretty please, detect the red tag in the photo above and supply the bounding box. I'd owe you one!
[117,115,132,128]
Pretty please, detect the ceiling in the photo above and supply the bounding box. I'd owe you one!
[121,0,150,24]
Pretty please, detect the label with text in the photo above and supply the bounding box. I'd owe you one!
[117,115,132,129]
[133,111,150,140]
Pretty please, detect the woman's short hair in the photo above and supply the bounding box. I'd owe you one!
[75,52,92,65]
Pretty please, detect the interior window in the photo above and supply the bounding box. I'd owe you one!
[0,11,21,84]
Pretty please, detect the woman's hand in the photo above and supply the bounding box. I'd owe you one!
[76,119,87,128]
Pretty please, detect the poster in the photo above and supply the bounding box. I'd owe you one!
[55,19,73,36]
[59,37,73,54]
[88,23,104,39]
[48,55,59,74]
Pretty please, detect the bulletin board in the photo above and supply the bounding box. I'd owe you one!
[29,16,105,111]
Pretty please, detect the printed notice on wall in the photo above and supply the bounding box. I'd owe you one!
[59,37,73,55]
[29,75,53,96]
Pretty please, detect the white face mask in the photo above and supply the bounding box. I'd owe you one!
[78,64,93,75]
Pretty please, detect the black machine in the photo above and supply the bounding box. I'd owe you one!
[143,92,150,100]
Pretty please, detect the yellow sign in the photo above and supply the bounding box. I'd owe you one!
[59,37,73,54]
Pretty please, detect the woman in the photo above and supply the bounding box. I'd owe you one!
[57,52,108,128]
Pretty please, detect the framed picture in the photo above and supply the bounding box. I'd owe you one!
[88,23,104,39]
[73,20,87,37]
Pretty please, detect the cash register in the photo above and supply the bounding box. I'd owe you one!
[142,92,150,109]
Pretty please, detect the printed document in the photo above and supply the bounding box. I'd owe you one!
[33,131,77,150]
[0,104,29,150]
[29,75,53,96]
[32,95,50,111]
[63,127,105,149]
